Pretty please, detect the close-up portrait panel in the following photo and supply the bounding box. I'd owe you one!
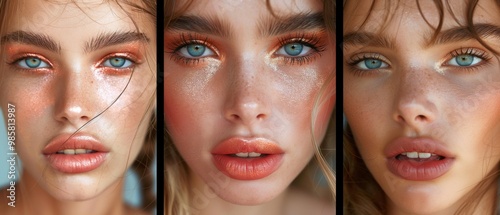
[343,0,500,214]
[0,0,157,215]
[164,0,336,215]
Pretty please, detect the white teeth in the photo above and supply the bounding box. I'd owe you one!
[419,153,431,159]
[75,149,87,154]
[249,152,261,157]
[235,152,262,158]
[64,149,75,155]
[406,152,418,158]
[402,151,434,159]
[235,152,249,157]
[58,149,93,155]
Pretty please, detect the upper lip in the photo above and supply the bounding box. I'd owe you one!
[384,137,454,158]
[211,137,284,155]
[43,133,109,155]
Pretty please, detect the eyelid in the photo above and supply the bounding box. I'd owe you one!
[165,33,221,65]
[8,54,53,71]
[272,32,327,65]
[95,53,140,74]
[442,47,491,67]
[347,53,391,67]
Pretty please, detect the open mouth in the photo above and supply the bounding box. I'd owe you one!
[56,149,97,155]
[395,152,445,161]
[229,152,268,158]
[44,134,109,174]
[385,137,455,181]
[212,137,284,180]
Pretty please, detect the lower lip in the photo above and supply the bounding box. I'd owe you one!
[45,153,107,174]
[212,154,283,180]
[387,157,454,181]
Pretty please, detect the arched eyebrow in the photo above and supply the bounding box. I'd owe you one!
[1,30,149,53]
[84,31,150,53]
[1,31,61,53]
[343,32,394,49]
[425,23,500,46]
[166,12,325,38]
[259,12,325,37]
[166,15,232,38]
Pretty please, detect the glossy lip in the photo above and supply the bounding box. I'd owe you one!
[384,137,455,181]
[211,137,284,180]
[43,134,109,174]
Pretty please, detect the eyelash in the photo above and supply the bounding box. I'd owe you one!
[165,32,326,66]
[165,33,217,66]
[346,53,390,76]
[346,47,492,76]
[275,32,326,65]
[8,53,138,73]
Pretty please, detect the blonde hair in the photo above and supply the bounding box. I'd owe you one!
[164,0,336,214]
[0,0,157,212]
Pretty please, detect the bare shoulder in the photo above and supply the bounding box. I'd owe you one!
[285,188,335,215]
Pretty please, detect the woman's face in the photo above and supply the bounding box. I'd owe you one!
[344,0,500,214]
[0,1,156,200]
[165,0,334,205]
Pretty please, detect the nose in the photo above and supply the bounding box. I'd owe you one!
[393,70,438,130]
[223,59,271,126]
[54,69,96,127]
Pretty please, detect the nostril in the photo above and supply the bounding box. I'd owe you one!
[256,113,266,119]
[415,115,426,121]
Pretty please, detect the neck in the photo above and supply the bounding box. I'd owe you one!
[13,170,126,215]
[189,173,289,215]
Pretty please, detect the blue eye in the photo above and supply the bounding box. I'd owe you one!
[276,42,312,57]
[178,44,215,58]
[448,54,482,67]
[102,57,133,68]
[17,57,50,69]
[355,58,388,70]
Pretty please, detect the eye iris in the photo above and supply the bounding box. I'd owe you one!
[455,55,474,66]
[364,59,382,69]
[284,43,303,56]
[25,57,42,68]
[187,44,206,57]
[109,57,126,67]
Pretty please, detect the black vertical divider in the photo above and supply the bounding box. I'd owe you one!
[156,0,165,214]
[335,0,344,214]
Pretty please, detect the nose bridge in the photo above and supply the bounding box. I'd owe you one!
[54,66,95,126]
[393,67,439,126]
[224,55,270,124]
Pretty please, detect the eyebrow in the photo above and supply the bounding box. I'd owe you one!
[426,23,500,46]
[1,31,61,53]
[259,12,325,37]
[84,31,150,53]
[167,15,232,38]
[343,32,394,49]
[166,12,325,38]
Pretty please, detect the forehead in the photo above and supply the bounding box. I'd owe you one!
[176,0,323,20]
[343,0,500,34]
[5,0,136,34]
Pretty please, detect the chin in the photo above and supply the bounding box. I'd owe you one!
[41,175,110,201]
[386,188,457,215]
[209,175,289,205]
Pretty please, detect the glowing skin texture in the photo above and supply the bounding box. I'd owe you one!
[0,1,155,214]
[344,0,500,214]
[164,0,334,212]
